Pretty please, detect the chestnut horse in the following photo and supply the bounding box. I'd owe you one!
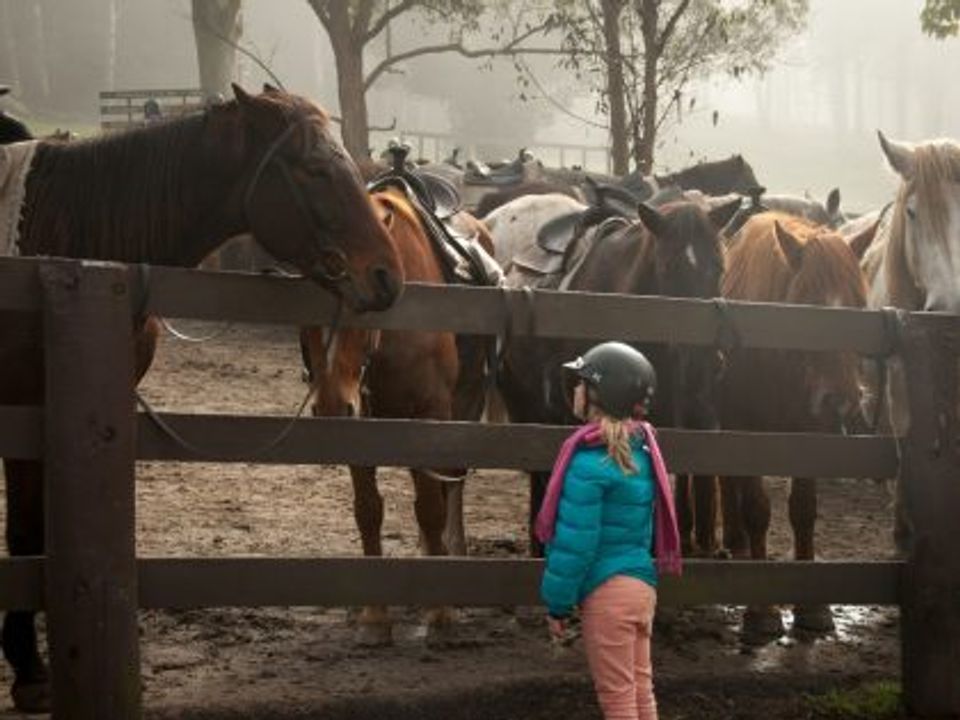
[301,187,494,647]
[717,212,868,642]
[0,84,402,713]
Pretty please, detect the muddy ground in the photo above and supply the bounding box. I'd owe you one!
[0,323,901,719]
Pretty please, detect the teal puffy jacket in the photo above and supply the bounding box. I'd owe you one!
[540,442,657,618]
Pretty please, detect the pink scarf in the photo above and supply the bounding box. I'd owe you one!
[534,420,682,576]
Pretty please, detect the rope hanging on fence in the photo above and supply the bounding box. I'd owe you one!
[135,384,316,462]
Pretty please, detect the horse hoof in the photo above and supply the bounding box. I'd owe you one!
[793,604,835,635]
[742,606,784,645]
[11,680,51,714]
[355,622,393,648]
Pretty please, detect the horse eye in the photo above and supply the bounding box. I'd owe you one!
[906,206,917,221]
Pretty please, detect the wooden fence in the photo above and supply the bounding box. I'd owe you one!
[99,88,204,131]
[0,256,957,718]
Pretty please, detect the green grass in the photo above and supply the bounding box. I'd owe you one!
[807,681,902,719]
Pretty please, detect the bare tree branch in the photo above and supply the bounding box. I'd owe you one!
[363,0,419,43]
[363,21,558,91]
[656,0,693,54]
[352,0,377,39]
[517,58,609,130]
[306,0,331,27]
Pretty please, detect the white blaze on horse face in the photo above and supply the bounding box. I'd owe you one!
[684,244,698,269]
[906,182,960,313]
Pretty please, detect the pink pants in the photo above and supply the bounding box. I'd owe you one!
[581,575,658,720]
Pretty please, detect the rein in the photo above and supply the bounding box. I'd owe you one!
[135,384,316,462]
[243,120,349,286]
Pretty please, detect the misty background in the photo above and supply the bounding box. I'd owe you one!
[1,0,956,212]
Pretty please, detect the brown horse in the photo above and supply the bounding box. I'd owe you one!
[497,198,739,556]
[301,187,493,647]
[1,84,402,713]
[717,212,868,641]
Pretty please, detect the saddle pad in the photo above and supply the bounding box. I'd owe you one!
[0,141,37,256]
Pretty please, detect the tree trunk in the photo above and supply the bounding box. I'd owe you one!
[329,28,371,161]
[105,0,121,91]
[636,0,659,174]
[191,0,242,101]
[600,0,629,176]
[0,0,21,91]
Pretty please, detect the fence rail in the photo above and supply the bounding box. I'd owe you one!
[0,557,903,611]
[0,258,943,354]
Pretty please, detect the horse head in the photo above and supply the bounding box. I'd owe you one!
[737,215,868,431]
[629,198,739,428]
[214,84,404,311]
[636,198,739,301]
[878,130,960,313]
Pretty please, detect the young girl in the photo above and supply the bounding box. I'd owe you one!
[537,341,682,720]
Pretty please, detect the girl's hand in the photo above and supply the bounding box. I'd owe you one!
[547,615,567,640]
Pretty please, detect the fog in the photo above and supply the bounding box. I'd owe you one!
[2,0,958,211]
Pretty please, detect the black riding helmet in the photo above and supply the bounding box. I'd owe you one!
[563,342,657,419]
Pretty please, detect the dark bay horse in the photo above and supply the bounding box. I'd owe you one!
[656,154,761,196]
[1,84,402,713]
[301,187,493,647]
[717,212,868,642]
[498,198,739,555]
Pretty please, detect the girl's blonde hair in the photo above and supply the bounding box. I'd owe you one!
[582,385,640,474]
[599,416,638,474]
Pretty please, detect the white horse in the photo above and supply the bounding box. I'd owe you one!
[482,192,587,272]
[861,131,960,551]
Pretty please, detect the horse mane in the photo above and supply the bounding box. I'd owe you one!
[885,139,960,308]
[22,112,215,262]
[724,213,865,307]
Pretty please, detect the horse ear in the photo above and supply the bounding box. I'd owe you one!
[636,202,666,237]
[232,83,256,109]
[774,221,805,271]
[826,187,841,217]
[847,218,879,261]
[707,197,741,232]
[878,130,916,179]
[262,82,280,94]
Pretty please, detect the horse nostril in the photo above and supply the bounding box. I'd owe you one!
[368,266,401,308]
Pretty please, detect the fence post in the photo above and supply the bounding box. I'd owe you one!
[41,261,141,719]
[899,316,960,717]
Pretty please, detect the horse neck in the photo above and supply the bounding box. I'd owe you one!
[19,119,246,266]
[567,224,658,295]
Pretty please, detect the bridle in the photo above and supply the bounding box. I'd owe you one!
[243,119,350,286]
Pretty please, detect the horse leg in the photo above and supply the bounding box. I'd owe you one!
[789,477,834,634]
[528,470,549,558]
[719,476,748,559]
[3,459,50,714]
[411,469,457,645]
[740,476,784,644]
[350,465,392,647]
[675,474,694,555]
[693,474,719,556]
[442,477,467,556]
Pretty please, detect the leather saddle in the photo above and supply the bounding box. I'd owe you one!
[464,148,537,186]
[370,143,502,289]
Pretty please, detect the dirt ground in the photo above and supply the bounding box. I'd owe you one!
[0,323,902,719]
